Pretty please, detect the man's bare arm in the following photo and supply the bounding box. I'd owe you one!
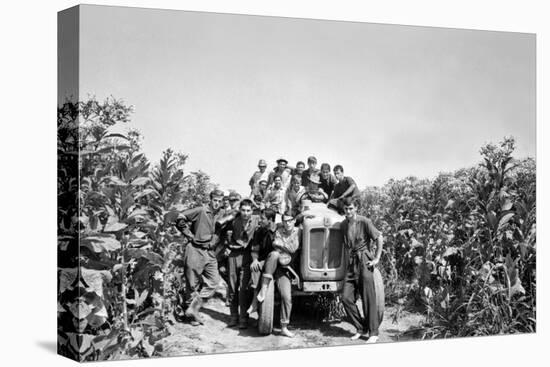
[368,234,384,266]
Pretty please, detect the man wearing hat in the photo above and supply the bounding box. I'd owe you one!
[228,192,242,211]
[298,175,329,205]
[249,159,270,193]
[250,179,268,201]
[176,189,226,325]
[268,158,292,190]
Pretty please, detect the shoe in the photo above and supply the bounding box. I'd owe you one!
[247,298,258,315]
[256,274,272,303]
[350,333,361,341]
[366,336,379,344]
[227,316,239,328]
[238,320,248,329]
[281,327,295,338]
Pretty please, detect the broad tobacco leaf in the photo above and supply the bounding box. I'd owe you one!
[124,248,163,265]
[58,267,113,297]
[103,221,128,233]
[81,233,121,253]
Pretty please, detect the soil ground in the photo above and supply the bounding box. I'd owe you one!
[160,294,427,356]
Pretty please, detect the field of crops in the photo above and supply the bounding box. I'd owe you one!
[361,137,536,337]
[57,97,536,361]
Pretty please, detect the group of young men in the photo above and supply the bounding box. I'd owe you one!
[248,156,362,218]
[175,156,384,343]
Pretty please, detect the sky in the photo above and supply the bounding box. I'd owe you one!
[72,5,535,195]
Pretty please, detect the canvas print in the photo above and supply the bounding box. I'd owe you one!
[57,5,536,362]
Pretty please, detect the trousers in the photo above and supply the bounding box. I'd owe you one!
[341,252,382,336]
[275,269,292,326]
[250,264,293,326]
[227,249,252,321]
[184,244,220,302]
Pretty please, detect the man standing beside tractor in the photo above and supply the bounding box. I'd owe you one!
[340,197,385,343]
[225,199,260,329]
[176,158,385,343]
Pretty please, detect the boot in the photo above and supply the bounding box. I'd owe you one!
[227,315,239,328]
[184,296,204,325]
[256,274,273,303]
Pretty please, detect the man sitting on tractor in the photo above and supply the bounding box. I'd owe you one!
[257,214,300,338]
[299,175,329,205]
[250,211,300,338]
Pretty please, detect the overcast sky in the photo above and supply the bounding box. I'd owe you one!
[74,5,535,195]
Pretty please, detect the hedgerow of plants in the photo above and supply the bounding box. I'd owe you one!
[360,137,536,337]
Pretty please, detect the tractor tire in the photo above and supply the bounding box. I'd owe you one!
[257,279,275,335]
[373,267,385,324]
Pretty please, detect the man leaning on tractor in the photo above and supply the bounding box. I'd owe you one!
[340,196,385,343]
[176,189,226,326]
[225,199,260,329]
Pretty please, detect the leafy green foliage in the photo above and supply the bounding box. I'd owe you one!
[57,97,212,361]
[361,137,536,337]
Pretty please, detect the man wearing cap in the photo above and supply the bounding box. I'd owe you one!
[249,159,270,193]
[340,197,384,343]
[255,212,300,338]
[299,175,329,205]
[250,179,268,201]
[176,189,226,325]
[228,192,242,211]
[268,158,292,190]
[225,199,260,328]
[301,156,321,187]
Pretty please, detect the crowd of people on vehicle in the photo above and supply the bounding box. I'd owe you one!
[174,156,384,343]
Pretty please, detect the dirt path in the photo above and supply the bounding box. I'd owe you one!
[160,296,426,356]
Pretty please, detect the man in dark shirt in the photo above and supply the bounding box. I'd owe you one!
[329,165,361,213]
[249,208,278,291]
[339,197,384,343]
[226,199,260,328]
[177,189,226,325]
[290,161,306,181]
[319,163,338,198]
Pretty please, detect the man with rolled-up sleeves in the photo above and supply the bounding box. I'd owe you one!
[340,197,385,343]
[176,189,226,326]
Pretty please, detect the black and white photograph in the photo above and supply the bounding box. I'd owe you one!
[56,3,537,362]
